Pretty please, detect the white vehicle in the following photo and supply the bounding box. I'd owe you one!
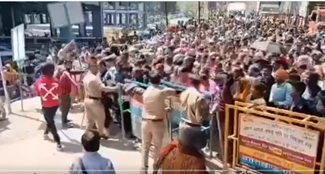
[227,3,247,17]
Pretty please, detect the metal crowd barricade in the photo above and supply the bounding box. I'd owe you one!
[223,101,325,174]
[118,80,214,157]
[161,81,213,157]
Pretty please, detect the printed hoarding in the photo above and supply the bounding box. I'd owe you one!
[239,114,320,174]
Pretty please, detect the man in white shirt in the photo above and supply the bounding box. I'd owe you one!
[70,130,116,174]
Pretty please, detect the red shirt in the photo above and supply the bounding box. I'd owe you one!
[59,71,72,95]
[35,76,60,108]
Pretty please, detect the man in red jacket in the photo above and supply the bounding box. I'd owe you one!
[35,63,62,150]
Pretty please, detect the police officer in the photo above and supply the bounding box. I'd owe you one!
[180,74,209,131]
[83,56,120,139]
[141,71,177,173]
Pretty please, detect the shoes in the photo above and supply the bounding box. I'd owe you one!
[126,132,136,139]
[43,134,50,140]
[140,167,148,174]
[100,135,109,140]
[57,144,63,151]
[62,123,73,129]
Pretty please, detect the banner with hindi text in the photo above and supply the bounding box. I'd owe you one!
[239,114,320,174]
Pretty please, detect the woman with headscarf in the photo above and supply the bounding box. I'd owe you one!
[269,69,293,108]
[233,78,251,102]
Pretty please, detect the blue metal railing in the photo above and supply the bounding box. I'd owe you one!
[118,80,211,143]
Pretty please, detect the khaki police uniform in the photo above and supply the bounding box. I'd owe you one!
[141,85,176,170]
[83,71,118,136]
[180,87,209,131]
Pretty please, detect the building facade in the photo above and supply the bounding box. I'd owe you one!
[102,2,147,29]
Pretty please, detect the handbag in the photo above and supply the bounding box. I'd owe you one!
[78,158,88,174]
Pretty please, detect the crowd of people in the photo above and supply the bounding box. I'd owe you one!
[30,13,325,174]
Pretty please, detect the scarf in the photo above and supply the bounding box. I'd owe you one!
[153,140,179,174]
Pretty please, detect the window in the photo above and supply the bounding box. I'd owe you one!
[105,13,114,25]
[138,13,144,29]
[117,2,128,10]
[41,14,47,24]
[24,14,32,24]
[110,14,115,25]
[129,14,138,28]
[103,13,106,24]
[116,14,120,24]
[84,11,91,26]
[138,2,144,11]
[88,12,92,25]
[103,2,115,10]
[120,14,126,25]
[33,14,40,24]
[129,2,138,10]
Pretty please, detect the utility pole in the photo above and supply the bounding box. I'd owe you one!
[165,2,169,26]
[63,2,74,41]
[198,1,201,21]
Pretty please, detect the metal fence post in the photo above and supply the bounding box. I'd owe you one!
[216,112,224,162]
[167,98,173,142]
[118,88,126,142]
[209,114,214,158]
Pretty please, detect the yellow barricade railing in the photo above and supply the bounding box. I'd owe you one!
[224,101,325,174]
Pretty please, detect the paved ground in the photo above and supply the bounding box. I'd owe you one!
[0,97,223,174]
